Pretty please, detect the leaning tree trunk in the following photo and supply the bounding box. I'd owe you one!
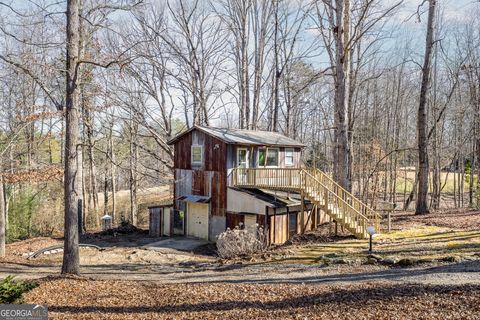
[62,0,81,275]
[415,0,437,215]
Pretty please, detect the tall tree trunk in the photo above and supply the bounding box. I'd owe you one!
[272,0,280,132]
[109,123,116,222]
[333,0,351,191]
[415,0,436,215]
[129,115,138,226]
[62,0,81,275]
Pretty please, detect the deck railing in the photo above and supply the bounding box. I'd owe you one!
[231,167,381,238]
[304,168,381,231]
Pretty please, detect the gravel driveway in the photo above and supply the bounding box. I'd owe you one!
[1,256,479,287]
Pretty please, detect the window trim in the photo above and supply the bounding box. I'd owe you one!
[258,147,279,168]
[191,144,203,165]
[236,147,249,168]
[257,148,266,167]
[285,148,295,167]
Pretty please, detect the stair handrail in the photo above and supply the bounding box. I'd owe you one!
[301,169,370,222]
[231,166,380,235]
[305,168,381,222]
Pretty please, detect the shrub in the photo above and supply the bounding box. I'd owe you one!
[216,224,268,259]
[7,187,41,242]
[0,276,37,303]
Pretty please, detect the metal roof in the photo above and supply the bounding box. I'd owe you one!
[228,187,308,208]
[167,125,306,147]
[177,195,211,203]
[147,197,174,208]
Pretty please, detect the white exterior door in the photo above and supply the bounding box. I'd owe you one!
[187,203,209,240]
[237,148,249,168]
[237,148,249,184]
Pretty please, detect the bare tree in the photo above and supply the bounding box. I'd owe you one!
[416,0,437,215]
[62,0,81,274]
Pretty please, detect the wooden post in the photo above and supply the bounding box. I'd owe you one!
[265,206,270,245]
[77,199,83,236]
[272,207,276,244]
[300,192,305,234]
[311,204,317,230]
[388,211,391,233]
[324,188,329,211]
[286,206,290,238]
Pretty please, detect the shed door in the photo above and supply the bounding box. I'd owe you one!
[163,208,171,236]
[244,215,257,231]
[187,203,209,240]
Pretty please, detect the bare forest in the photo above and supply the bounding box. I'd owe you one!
[0,0,479,271]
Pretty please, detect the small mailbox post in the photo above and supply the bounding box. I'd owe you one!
[101,214,112,231]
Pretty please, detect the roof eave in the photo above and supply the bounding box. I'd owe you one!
[167,125,306,148]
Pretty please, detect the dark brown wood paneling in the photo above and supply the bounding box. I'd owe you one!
[257,215,266,228]
[211,171,226,216]
[173,128,227,172]
[173,128,228,218]
[226,212,244,229]
[192,170,205,195]
[174,130,193,170]
[203,134,227,172]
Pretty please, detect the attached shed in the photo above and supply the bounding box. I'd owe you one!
[148,199,174,237]
[226,187,327,244]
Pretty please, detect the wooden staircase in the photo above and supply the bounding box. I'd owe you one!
[231,167,381,239]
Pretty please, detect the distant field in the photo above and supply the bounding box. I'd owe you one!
[388,170,474,194]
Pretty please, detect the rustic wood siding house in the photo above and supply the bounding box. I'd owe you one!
[167,125,322,244]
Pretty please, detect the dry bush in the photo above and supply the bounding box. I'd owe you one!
[216,224,268,259]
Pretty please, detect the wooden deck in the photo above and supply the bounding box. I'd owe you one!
[231,167,381,239]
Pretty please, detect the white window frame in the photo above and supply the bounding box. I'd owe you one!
[258,147,279,168]
[236,147,249,168]
[257,148,266,167]
[266,148,279,167]
[191,144,203,165]
[285,148,294,167]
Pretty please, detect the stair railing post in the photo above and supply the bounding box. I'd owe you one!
[300,191,305,234]
[324,187,328,212]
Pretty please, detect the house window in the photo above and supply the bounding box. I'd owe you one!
[191,145,202,165]
[258,149,266,166]
[237,148,248,168]
[285,148,294,166]
[258,148,279,167]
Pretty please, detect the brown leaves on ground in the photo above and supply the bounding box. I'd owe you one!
[0,237,62,264]
[393,208,480,230]
[24,278,480,320]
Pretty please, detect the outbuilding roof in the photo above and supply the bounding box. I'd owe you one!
[228,187,311,208]
[167,125,305,147]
